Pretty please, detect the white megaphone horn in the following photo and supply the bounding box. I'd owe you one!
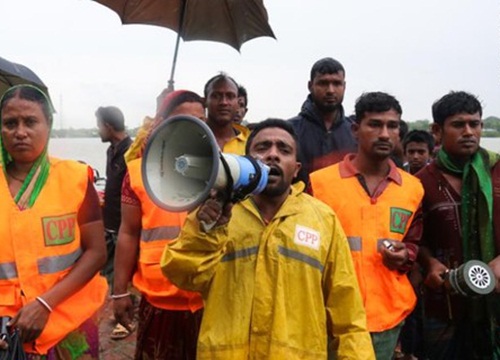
[142,115,269,213]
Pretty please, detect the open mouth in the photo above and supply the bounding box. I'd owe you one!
[269,166,281,176]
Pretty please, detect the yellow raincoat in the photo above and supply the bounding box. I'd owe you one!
[161,184,375,359]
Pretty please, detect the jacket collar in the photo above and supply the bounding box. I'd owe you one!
[241,182,306,222]
[299,95,347,131]
[339,153,402,185]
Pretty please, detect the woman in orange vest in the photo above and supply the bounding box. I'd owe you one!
[0,84,108,358]
[112,90,206,359]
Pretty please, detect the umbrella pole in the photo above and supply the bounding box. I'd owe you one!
[167,33,181,92]
[167,0,188,92]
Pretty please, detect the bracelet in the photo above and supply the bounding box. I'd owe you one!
[36,296,53,313]
[110,292,131,300]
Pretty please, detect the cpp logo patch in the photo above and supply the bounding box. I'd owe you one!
[294,225,320,250]
[390,207,413,234]
[42,213,77,246]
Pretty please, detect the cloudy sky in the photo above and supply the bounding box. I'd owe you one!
[1,0,498,129]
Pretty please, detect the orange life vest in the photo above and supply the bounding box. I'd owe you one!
[128,158,203,311]
[0,158,108,354]
[311,163,423,332]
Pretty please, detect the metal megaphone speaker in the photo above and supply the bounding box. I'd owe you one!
[142,115,269,212]
[443,260,496,297]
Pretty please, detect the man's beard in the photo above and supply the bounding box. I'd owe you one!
[261,180,289,197]
[315,101,341,113]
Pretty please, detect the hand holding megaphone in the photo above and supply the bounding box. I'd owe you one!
[441,260,495,297]
[196,190,233,232]
[142,115,269,220]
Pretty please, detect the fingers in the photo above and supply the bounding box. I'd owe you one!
[0,338,8,350]
[487,257,500,293]
[424,260,448,289]
[197,199,222,224]
[115,309,133,332]
[7,312,19,327]
[391,241,406,251]
[424,272,446,289]
[20,326,43,344]
[221,202,233,217]
[381,245,408,270]
[123,320,135,333]
[114,298,134,331]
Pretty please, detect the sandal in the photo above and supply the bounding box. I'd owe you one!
[110,322,136,340]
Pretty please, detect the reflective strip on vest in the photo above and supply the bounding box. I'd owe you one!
[38,248,83,275]
[0,262,18,280]
[141,226,181,242]
[347,236,362,251]
[278,246,324,272]
[221,246,259,262]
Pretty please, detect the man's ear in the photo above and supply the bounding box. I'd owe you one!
[351,122,359,140]
[293,162,302,179]
[307,80,312,93]
[431,123,442,145]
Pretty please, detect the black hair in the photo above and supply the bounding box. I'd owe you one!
[95,106,125,131]
[310,57,345,81]
[399,119,409,141]
[238,85,248,107]
[203,72,239,98]
[354,92,402,123]
[0,84,53,125]
[159,91,204,119]
[245,119,300,160]
[431,91,482,126]
[403,129,435,153]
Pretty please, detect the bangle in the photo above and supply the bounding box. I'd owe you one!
[110,292,131,300]
[36,296,53,313]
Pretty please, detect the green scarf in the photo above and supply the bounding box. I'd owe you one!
[0,84,53,210]
[436,147,495,262]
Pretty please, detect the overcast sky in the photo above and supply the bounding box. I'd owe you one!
[1,0,498,129]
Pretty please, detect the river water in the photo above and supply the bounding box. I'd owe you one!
[48,137,500,176]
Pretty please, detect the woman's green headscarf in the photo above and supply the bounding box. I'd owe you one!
[0,84,54,209]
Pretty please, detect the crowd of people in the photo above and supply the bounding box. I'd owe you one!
[0,56,499,360]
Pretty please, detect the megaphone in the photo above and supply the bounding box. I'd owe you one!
[443,260,495,297]
[142,115,269,212]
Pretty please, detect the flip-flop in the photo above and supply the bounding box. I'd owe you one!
[110,323,136,340]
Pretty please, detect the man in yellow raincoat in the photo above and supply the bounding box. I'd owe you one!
[161,119,375,359]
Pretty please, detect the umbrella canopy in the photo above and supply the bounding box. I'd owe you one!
[94,0,275,50]
[0,56,48,97]
[93,0,275,89]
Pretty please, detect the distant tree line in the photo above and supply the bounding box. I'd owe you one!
[51,117,500,138]
[51,126,140,138]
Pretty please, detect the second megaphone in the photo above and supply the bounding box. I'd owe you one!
[142,115,269,212]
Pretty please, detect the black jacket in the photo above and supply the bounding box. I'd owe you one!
[289,95,357,186]
[104,136,132,231]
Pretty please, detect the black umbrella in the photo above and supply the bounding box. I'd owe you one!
[0,56,48,97]
[92,0,275,90]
